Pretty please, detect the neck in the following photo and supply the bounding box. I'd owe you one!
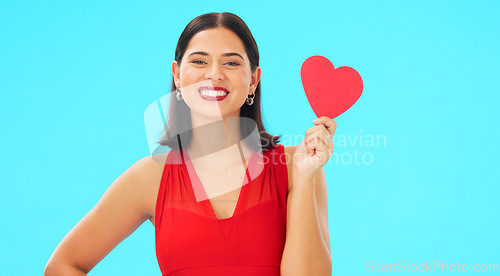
[186,113,246,160]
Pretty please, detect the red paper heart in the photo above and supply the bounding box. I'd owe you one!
[301,55,363,119]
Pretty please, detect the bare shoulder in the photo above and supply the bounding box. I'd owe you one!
[88,153,167,220]
[283,145,298,193]
[131,153,168,219]
[133,154,168,185]
[111,153,168,221]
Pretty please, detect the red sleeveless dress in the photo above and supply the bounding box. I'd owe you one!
[155,144,289,275]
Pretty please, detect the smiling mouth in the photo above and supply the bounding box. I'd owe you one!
[198,86,229,101]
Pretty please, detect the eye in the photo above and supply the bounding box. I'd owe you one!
[192,60,206,65]
[226,61,240,66]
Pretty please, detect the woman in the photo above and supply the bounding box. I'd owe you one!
[45,12,336,276]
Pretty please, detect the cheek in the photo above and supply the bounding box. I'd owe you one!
[180,67,201,84]
[230,72,251,89]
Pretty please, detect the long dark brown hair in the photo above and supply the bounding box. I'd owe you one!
[157,12,280,152]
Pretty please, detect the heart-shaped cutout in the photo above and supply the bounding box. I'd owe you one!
[301,55,363,119]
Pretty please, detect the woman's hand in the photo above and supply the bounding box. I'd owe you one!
[292,116,337,182]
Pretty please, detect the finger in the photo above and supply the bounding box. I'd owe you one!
[305,123,332,140]
[312,137,332,163]
[305,124,326,138]
[306,129,320,145]
[315,137,331,156]
[306,127,330,145]
[306,136,319,153]
[320,130,333,151]
[311,131,334,155]
[307,136,332,156]
[313,117,337,136]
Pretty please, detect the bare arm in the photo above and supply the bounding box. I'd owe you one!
[281,146,332,276]
[44,156,162,275]
[44,264,87,276]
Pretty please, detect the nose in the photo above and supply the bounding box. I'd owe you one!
[204,63,224,81]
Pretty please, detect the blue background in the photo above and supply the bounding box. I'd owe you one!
[1,0,499,275]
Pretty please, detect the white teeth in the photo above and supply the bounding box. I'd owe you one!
[199,90,228,97]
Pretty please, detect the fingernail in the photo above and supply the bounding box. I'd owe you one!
[313,118,319,123]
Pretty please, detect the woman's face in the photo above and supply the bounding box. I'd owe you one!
[172,27,261,121]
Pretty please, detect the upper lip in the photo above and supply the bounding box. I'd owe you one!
[198,86,229,93]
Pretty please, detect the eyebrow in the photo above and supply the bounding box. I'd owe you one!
[187,51,244,60]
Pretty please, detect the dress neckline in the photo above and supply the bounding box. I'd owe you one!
[181,148,259,221]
